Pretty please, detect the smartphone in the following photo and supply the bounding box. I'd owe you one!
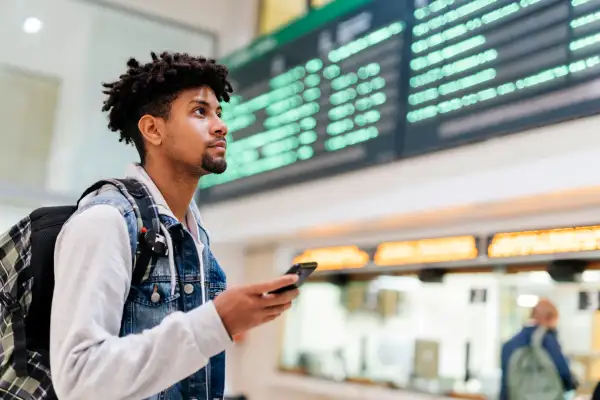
[269,262,318,294]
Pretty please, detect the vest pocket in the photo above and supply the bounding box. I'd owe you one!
[124,281,181,333]
[129,281,180,307]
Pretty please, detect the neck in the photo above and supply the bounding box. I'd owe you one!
[143,159,199,222]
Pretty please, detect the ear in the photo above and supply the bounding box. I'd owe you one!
[138,114,164,146]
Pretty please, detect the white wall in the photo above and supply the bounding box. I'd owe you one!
[98,0,259,56]
[0,0,258,198]
[203,115,600,245]
[0,205,34,232]
[0,65,61,188]
[1,0,92,198]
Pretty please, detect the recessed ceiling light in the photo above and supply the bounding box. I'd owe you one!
[517,294,539,308]
[23,17,43,34]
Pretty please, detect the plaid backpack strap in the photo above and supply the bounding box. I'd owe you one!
[79,178,165,284]
[0,218,32,377]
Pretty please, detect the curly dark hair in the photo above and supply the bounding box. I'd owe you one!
[101,51,233,163]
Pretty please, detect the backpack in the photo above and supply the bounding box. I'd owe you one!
[507,326,564,400]
[0,178,167,399]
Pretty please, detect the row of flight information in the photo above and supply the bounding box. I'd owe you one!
[199,0,600,203]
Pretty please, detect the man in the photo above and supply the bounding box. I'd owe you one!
[49,52,299,400]
[500,298,576,400]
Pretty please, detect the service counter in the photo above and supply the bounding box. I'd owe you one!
[275,224,600,399]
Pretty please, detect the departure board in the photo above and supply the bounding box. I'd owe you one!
[197,0,600,204]
[403,0,600,155]
[198,0,411,202]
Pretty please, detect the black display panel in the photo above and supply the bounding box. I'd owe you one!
[199,0,411,202]
[198,0,600,204]
[403,0,600,155]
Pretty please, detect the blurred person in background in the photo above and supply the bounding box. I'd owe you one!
[49,52,299,400]
[500,298,577,400]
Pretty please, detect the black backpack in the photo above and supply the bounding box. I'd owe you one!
[0,178,167,399]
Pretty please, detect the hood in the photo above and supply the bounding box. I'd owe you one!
[124,163,209,238]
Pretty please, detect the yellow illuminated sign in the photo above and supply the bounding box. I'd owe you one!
[374,236,478,266]
[293,246,369,271]
[488,225,600,258]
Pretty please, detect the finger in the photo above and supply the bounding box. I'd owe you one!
[261,289,299,307]
[248,275,298,294]
[262,314,278,324]
[263,313,282,324]
[265,302,292,316]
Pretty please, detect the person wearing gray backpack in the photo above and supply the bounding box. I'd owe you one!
[500,299,577,400]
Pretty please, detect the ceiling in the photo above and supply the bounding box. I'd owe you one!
[89,0,260,55]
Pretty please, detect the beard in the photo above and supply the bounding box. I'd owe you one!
[201,154,227,174]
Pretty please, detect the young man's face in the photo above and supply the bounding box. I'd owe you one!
[162,86,228,176]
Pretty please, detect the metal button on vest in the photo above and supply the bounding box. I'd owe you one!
[150,292,161,303]
[184,284,194,295]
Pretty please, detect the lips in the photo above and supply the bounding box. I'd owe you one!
[210,140,227,150]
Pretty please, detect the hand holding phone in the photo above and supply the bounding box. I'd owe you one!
[214,275,300,337]
[213,262,317,337]
[269,262,318,294]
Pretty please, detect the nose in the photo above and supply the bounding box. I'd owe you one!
[211,117,228,138]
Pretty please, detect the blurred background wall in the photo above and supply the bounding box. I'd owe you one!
[0,0,259,229]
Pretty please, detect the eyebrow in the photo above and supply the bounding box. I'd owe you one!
[190,99,222,111]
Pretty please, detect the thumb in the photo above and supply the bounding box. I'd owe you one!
[248,275,299,294]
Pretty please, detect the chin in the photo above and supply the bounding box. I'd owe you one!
[201,156,227,175]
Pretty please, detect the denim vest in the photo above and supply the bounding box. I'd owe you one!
[79,186,227,400]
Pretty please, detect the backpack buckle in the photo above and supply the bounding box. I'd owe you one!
[141,229,168,256]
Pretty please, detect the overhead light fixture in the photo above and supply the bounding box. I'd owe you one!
[517,294,539,308]
[23,17,43,34]
[526,271,553,284]
[582,270,600,283]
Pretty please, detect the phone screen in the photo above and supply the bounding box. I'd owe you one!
[269,262,318,294]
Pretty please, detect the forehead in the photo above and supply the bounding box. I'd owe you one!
[178,86,220,107]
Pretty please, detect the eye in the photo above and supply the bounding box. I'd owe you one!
[194,107,207,116]
[217,111,223,119]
